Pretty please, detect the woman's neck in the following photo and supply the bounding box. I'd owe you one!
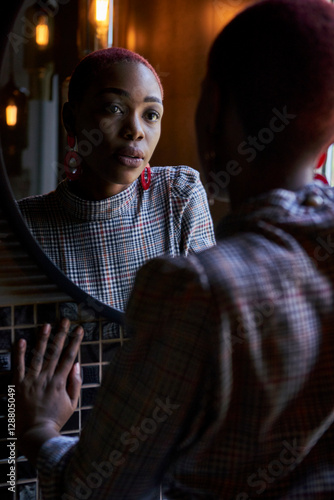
[228,160,315,212]
[69,173,131,201]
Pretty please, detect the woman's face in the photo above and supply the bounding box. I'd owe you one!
[72,61,163,194]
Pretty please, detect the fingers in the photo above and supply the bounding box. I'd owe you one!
[14,325,51,384]
[15,319,84,385]
[15,338,27,384]
[43,318,71,375]
[26,324,52,378]
[67,362,82,409]
[56,325,84,379]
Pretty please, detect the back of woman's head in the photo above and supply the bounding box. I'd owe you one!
[68,47,163,104]
[208,0,334,153]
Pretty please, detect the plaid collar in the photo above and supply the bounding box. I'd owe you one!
[55,179,139,221]
[216,182,334,239]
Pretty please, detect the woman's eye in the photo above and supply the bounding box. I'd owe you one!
[145,110,160,122]
[105,104,123,114]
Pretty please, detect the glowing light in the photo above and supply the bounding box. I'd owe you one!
[6,104,18,127]
[96,0,109,23]
[127,27,137,52]
[36,16,49,46]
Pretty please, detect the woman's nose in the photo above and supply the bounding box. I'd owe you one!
[122,113,144,140]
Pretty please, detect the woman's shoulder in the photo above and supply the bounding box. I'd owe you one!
[17,181,70,210]
[151,165,200,181]
[17,187,60,221]
[18,191,56,209]
[151,165,202,197]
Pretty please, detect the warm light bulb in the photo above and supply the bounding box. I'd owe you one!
[6,104,18,127]
[96,0,109,22]
[36,16,49,46]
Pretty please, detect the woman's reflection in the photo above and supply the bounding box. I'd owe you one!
[18,47,216,320]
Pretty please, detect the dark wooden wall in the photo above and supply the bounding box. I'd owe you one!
[113,0,256,223]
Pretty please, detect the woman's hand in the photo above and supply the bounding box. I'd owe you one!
[14,318,84,464]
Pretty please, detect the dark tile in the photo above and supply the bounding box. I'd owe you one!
[17,460,37,481]
[80,305,99,322]
[0,372,13,388]
[0,307,11,327]
[14,305,34,326]
[14,328,36,344]
[81,387,99,407]
[36,303,57,325]
[0,352,11,372]
[0,486,15,500]
[59,302,79,321]
[62,411,79,432]
[102,322,121,340]
[0,331,11,351]
[82,365,99,385]
[81,322,99,342]
[102,342,120,363]
[81,344,99,364]
[17,482,37,500]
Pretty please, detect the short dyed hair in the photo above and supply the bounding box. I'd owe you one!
[68,47,164,103]
[208,0,334,154]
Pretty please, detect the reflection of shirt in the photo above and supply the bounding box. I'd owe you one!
[18,166,215,313]
[37,183,334,499]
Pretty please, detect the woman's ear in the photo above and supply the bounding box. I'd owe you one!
[62,101,76,136]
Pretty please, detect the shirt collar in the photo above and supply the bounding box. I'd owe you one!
[216,182,334,239]
[55,179,138,221]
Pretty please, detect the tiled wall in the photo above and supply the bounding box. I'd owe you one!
[0,301,124,500]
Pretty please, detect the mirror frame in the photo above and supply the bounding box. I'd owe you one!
[0,0,124,325]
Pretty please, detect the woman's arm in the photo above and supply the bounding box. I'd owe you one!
[19,256,212,500]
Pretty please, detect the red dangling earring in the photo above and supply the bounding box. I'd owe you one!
[141,164,151,190]
[314,152,329,185]
[64,135,82,181]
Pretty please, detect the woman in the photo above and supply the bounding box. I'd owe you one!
[15,0,334,498]
[18,47,215,314]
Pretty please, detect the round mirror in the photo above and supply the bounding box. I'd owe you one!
[0,0,124,324]
[1,0,264,318]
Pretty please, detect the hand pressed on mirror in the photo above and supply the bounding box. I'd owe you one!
[14,319,84,465]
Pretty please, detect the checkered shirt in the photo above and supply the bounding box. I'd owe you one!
[37,182,334,499]
[18,166,215,313]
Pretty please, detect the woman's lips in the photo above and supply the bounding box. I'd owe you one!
[116,147,145,168]
[117,155,144,167]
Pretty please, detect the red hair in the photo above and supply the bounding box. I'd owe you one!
[68,47,163,103]
[208,0,334,155]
